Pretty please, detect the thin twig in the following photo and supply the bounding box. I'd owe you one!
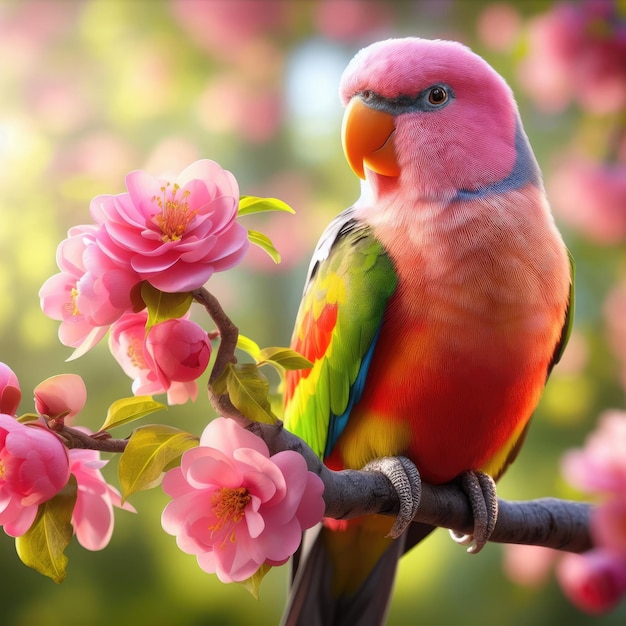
[55,424,128,453]
[192,286,253,426]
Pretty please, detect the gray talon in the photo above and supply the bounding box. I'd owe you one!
[363,456,421,538]
[450,470,498,554]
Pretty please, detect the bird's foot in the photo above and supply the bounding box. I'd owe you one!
[363,456,421,539]
[449,470,498,554]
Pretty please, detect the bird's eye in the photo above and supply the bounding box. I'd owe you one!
[428,87,448,105]
[361,90,373,101]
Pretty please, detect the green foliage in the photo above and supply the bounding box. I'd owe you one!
[247,229,283,264]
[257,347,313,371]
[239,563,272,599]
[141,282,194,329]
[214,363,278,424]
[118,425,199,501]
[238,196,295,264]
[238,196,295,217]
[237,334,313,372]
[99,396,167,432]
[15,477,78,584]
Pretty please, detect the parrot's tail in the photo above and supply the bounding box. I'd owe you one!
[281,518,435,626]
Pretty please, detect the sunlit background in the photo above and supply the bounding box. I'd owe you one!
[1,0,625,624]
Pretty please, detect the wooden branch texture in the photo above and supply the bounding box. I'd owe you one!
[249,420,593,554]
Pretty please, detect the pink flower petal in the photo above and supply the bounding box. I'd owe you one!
[33,373,87,422]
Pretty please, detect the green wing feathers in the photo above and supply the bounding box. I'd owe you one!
[283,210,397,459]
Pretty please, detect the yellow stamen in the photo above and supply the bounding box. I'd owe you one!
[209,486,251,543]
[126,335,147,370]
[152,182,197,243]
[70,286,81,316]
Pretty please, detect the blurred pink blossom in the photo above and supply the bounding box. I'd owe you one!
[33,373,87,424]
[557,410,626,613]
[161,417,325,583]
[604,282,626,391]
[90,159,249,293]
[69,445,135,551]
[196,77,283,144]
[0,363,21,416]
[557,550,626,614]
[505,411,626,613]
[170,0,289,59]
[0,414,70,537]
[519,0,626,114]
[476,3,522,53]
[548,157,626,244]
[502,543,557,587]
[313,0,393,42]
[108,311,200,405]
[562,410,626,494]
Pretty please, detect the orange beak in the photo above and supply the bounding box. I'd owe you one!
[341,98,400,180]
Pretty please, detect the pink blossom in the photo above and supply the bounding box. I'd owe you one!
[39,225,108,351]
[33,373,87,424]
[561,410,626,494]
[549,158,626,245]
[108,311,199,405]
[90,159,249,293]
[0,415,70,537]
[171,0,289,59]
[313,0,393,42]
[557,410,626,612]
[69,445,135,551]
[593,497,626,553]
[557,550,626,614]
[161,417,325,583]
[502,543,557,587]
[144,318,211,385]
[519,0,626,114]
[476,4,522,53]
[0,363,21,416]
[39,225,139,355]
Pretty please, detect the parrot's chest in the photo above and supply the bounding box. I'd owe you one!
[334,233,563,482]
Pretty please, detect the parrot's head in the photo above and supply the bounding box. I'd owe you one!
[339,38,537,201]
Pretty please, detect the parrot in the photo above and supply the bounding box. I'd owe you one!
[281,37,573,626]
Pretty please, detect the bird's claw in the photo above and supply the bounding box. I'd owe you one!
[363,456,421,539]
[449,470,498,554]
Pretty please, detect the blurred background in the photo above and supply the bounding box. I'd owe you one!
[1,0,625,624]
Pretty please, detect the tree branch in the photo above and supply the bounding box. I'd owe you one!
[246,420,593,554]
[54,424,128,453]
[191,287,254,426]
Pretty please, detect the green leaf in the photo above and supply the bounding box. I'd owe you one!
[238,196,294,217]
[211,363,230,397]
[258,347,313,371]
[16,412,40,424]
[237,334,262,361]
[226,363,278,424]
[15,476,77,583]
[99,396,167,432]
[247,229,282,264]
[118,424,199,501]
[141,282,193,329]
[238,563,272,599]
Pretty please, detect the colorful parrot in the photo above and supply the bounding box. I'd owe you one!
[281,38,573,626]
